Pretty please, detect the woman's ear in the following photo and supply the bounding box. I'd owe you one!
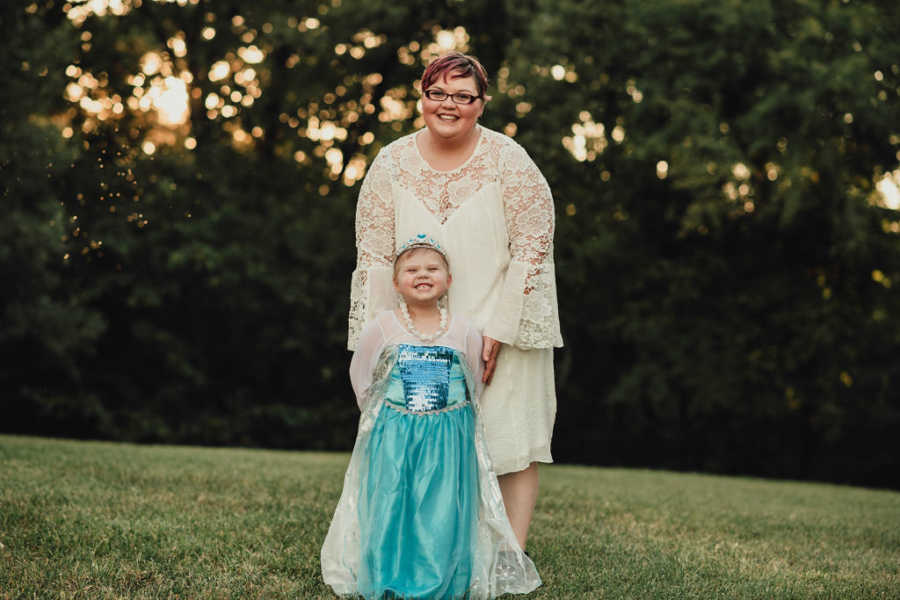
[476,95,491,119]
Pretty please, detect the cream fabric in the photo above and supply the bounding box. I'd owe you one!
[348,125,562,474]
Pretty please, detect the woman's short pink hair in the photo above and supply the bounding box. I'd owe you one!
[421,52,489,98]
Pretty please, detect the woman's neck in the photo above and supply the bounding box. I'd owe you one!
[418,126,480,171]
[421,124,479,153]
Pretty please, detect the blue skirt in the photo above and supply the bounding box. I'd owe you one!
[358,402,478,599]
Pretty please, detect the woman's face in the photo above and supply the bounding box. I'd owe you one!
[421,73,484,141]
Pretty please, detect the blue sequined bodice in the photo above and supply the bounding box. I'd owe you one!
[384,345,469,412]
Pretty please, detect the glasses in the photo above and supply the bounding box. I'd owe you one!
[423,89,482,105]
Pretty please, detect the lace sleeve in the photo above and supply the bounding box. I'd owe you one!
[483,141,563,349]
[348,150,396,350]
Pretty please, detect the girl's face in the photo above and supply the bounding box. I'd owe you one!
[421,73,484,141]
[393,248,451,306]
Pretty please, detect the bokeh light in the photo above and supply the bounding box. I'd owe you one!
[875,170,900,210]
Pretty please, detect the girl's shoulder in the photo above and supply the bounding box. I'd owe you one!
[372,309,397,328]
[357,310,395,344]
[450,310,476,328]
[448,312,480,339]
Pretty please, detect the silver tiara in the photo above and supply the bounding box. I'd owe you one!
[396,233,447,261]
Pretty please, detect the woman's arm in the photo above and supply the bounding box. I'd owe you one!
[348,151,396,350]
[483,141,563,350]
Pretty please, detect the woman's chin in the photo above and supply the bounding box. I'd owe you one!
[426,119,473,139]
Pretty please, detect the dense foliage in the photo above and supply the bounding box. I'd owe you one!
[3,0,899,487]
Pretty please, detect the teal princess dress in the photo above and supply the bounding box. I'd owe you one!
[321,310,540,599]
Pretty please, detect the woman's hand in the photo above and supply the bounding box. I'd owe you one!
[482,335,501,384]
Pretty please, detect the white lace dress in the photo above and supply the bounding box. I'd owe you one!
[349,125,563,475]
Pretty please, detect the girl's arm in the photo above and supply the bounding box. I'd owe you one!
[464,322,485,398]
[348,150,395,350]
[349,317,386,410]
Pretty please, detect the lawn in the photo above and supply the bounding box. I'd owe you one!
[1,435,898,599]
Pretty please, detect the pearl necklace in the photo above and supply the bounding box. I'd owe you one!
[398,298,448,342]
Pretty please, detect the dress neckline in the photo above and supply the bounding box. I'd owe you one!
[391,309,454,343]
[413,125,484,174]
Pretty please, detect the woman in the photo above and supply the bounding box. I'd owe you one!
[348,52,562,551]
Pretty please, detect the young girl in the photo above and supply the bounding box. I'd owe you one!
[321,234,540,599]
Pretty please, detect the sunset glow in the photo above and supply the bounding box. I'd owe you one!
[151,77,190,125]
[562,112,606,162]
[876,170,900,210]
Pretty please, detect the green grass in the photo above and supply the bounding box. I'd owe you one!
[1,435,898,599]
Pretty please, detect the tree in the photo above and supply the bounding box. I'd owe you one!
[2,0,899,487]
[495,0,900,485]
